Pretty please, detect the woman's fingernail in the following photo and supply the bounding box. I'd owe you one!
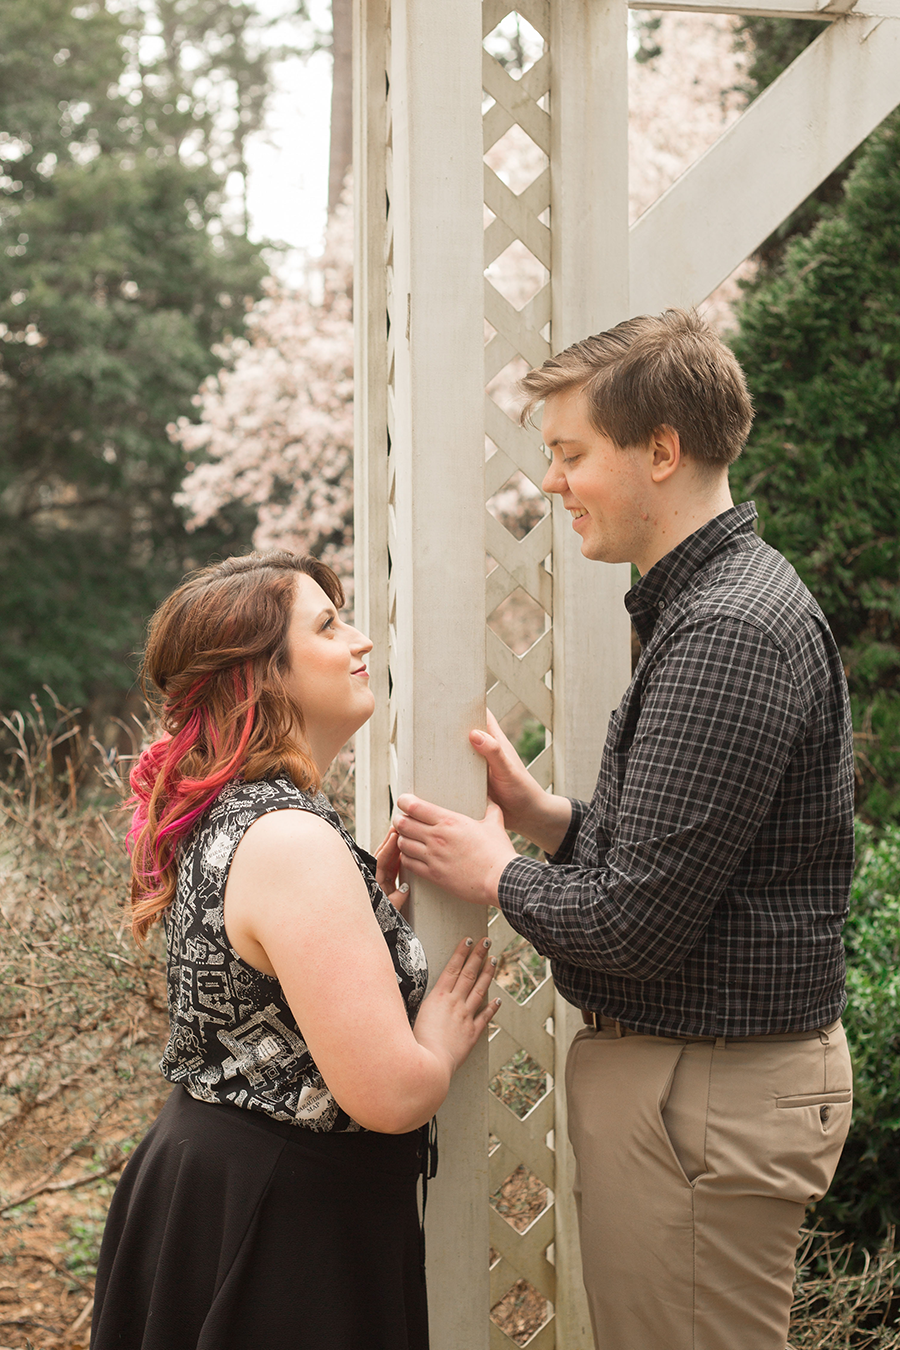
[398,883,410,894]
[483,938,491,949]
[465,937,474,947]
[471,731,484,746]
[490,956,498,967]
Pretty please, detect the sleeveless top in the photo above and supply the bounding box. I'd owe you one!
[159,775,429,1132]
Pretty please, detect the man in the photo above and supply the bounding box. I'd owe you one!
[393,309,854,1350]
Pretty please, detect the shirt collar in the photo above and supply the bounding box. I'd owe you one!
[625,501,759,643]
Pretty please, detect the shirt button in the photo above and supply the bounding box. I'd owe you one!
[820,1105,831,1123]
[657,601,666,611]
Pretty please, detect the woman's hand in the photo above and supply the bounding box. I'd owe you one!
[375,827,410,910]
[470,711,573,855]
[413,936,500,1074]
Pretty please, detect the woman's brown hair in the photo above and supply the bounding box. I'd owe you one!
[128,551,344,940]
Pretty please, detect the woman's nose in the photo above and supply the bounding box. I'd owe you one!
[353,628,374,655]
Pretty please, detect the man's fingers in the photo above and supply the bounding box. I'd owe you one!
[395,793,445,825]
[396,834,427,862]
[397,852,429,879]
[469,726,499,757]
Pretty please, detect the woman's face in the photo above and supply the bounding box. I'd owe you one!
[283,574,375,769]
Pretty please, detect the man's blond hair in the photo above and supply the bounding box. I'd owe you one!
[519,308,753,468]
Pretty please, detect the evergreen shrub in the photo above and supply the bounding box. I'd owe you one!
[813,823,900,1252]
[730,110,900,828]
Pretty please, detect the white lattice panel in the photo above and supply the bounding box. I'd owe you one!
[481,9,573,1345]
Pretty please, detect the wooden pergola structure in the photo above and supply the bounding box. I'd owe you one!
[351,3,900,1347]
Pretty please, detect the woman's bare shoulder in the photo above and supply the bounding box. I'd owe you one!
[236,804,346,857]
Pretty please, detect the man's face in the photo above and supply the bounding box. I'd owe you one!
[540,388,654,571]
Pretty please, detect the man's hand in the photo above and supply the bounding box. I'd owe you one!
[393,795,517,907]
[470,711,573,856]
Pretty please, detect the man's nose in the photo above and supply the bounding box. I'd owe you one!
[542,458,565,495]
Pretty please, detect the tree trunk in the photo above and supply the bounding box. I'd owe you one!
[328,0,353,215]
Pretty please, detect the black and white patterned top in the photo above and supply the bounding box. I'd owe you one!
[498,502,854,1038]
[159,776,428,1131]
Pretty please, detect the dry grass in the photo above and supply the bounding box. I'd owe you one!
[788,1228,900,1349]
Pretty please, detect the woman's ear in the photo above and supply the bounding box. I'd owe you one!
[648,425,681,483]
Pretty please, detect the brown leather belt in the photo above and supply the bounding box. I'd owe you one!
[580,1011,837,1043]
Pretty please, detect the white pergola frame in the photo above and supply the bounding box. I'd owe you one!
[352,3,900,1347]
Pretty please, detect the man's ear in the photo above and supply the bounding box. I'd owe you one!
[648,425,681,483]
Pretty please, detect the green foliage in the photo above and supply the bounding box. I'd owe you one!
[0,0,270,716]
[515,718,546,768]
[732,17,821,96]
[811,824,900,1252]
[631,14,663,65]
[65,1203,113,1283]
[730,111,900,827]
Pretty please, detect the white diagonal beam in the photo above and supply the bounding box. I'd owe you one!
[630,0,900,16]
[630,15,900,315]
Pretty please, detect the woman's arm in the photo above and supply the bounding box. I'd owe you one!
[224,809,497,1134]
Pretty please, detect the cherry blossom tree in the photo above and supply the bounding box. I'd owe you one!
[172,188,355,588]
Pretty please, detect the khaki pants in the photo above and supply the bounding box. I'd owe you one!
[565,1021,852,1350]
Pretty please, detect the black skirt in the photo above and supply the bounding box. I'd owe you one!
[91,1087,429,1350]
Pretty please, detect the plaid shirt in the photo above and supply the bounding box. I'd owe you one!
[498,503,854,1037]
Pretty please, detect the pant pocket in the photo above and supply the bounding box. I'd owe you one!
[659,1042,712,1186]
[771,1088,853,1203]
[776,1088,852,1113]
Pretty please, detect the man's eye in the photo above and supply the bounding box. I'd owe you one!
[562,455,580,466]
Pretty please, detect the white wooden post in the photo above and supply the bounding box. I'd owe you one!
[357,2,490,1346]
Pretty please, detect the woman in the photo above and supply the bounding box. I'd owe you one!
[91,550,499,1350]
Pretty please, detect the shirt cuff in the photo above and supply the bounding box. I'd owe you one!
[545,798,584,865]
[497,855,551,947]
